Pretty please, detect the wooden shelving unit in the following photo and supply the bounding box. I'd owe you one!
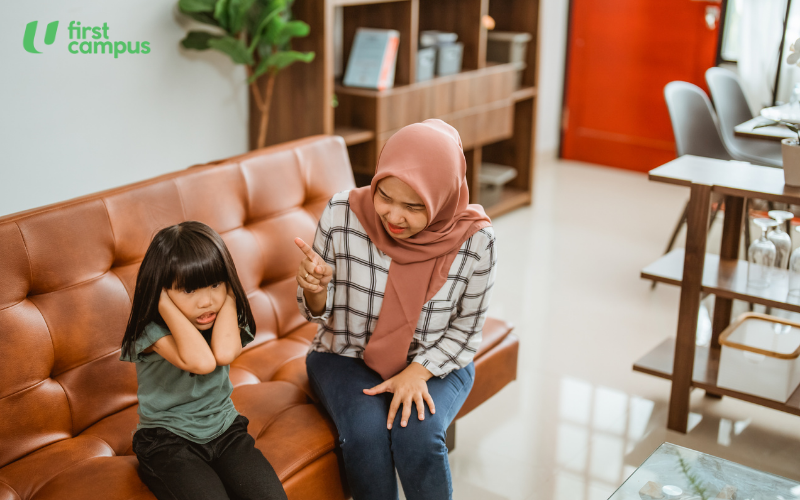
[251,0,540,218]
[642,249,800,313]
[638,155,800,433]
[633,337,800,417]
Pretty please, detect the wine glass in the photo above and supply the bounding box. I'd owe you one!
[768,210,793,269]
[789,226,800,295]
[748,218,778,288]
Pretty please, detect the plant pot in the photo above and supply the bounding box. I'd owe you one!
[782,138,800,186]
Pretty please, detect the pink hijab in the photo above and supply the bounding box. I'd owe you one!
[349,119,492,379]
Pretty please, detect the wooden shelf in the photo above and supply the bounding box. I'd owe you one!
[649,155,800,206]
[334,126,375,146]
[512,86,537,102]
[325,0,538,216]
[480,186,531,218]
[334,63,521,97]
[633,337,800,416]
[641,249,800,313]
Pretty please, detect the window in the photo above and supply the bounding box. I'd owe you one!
[720,0,743,62]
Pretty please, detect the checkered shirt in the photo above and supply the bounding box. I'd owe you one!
[297,191,497,378]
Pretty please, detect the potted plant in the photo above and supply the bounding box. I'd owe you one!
[755,120,800,186]
[781,124,800,186]
[177,0,315,149]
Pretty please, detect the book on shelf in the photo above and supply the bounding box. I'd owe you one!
[343,28,400,90]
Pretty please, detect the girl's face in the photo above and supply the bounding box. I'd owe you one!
[373,176,428,239]
[167,282,228,330]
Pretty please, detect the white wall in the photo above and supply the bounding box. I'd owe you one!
[1,0,248,216]
[1,1,570,217]
[535,0,571,157]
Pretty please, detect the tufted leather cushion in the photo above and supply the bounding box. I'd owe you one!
[0,135,517,499]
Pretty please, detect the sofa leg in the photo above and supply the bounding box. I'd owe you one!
[445,421,456,452]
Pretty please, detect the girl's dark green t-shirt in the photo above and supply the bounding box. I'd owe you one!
[119,321,253,444]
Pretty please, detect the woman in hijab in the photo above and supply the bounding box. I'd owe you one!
[294,119,497,500]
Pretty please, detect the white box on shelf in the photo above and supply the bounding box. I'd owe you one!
[417,46,436,82]
[343,28,400,90]
[419,30,458,47]
[717,313,800,402]
[480,163,518,188]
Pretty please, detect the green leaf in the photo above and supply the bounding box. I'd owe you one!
[179,0,217,13]
[182,11,221,26]
[248,4,284,53]
[228,0,256,34]
[248,50,313,82]
[271,50,314,69]
[275,20,309,46]
[262,12,289,45]
[754,120,779,130]
[213,0,231,31]
[181,31,222,50]
[248,50,313,81]
[208,36,254,64]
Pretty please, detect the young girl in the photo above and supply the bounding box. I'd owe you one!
[120,221,287,500]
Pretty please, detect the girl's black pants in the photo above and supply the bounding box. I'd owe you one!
[132,415,287,500]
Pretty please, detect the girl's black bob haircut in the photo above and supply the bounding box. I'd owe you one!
[121,221,255,358]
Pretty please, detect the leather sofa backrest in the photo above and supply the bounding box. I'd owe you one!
[0,136,355,468]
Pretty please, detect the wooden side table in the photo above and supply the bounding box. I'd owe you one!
[636,155,800,432]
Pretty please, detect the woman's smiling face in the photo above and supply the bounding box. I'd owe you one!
[373,176,429,239]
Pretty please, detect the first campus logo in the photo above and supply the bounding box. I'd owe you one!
[23,20,151,58]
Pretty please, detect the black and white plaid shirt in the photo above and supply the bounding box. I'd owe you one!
[297,191,497,378]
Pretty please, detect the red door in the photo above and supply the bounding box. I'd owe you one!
[561,0,721,172]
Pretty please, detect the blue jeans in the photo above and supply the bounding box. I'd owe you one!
[306,351,474,500]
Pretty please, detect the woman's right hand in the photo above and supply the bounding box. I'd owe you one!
[295,237,333,294]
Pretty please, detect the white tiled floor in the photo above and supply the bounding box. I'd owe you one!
[438,157,800,500]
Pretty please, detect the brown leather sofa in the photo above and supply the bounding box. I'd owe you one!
[0,135,519,500]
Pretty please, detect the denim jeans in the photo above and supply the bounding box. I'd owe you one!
[306,350,475,500]
[132,415,287,500]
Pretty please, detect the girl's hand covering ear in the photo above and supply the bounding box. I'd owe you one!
[158,288,177,317]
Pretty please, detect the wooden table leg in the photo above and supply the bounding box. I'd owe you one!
[711,196,744,348]
[668,183,712,433]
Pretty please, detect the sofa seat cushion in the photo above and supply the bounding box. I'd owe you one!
[0,435,116,500]
[0,382,338,500]
[231,382,337,481]
[24,456,151,500]
[79,404,139,456]
[475,317,514,359]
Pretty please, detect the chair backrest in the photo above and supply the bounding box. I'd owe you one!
[0,135,355,469]
[705,67,755,157]
[664,81,732,160]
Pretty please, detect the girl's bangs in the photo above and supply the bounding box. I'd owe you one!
[167,236,228,292]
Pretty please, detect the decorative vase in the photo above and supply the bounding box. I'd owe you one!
[781,138,800,186]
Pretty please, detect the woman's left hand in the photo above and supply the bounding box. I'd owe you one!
[364,363,436,429]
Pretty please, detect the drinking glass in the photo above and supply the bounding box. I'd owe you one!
[789,226,800,295]
[748,218,778,288]
[791,83,800,107]
[768,210,793,269]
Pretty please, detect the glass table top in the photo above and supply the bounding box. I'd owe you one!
[608,443,800,500]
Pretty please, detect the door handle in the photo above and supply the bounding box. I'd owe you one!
[705,5,720,30]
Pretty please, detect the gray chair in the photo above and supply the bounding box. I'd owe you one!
[705,67,783,168]
[665,81,732,160]
[661,82,731,260]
